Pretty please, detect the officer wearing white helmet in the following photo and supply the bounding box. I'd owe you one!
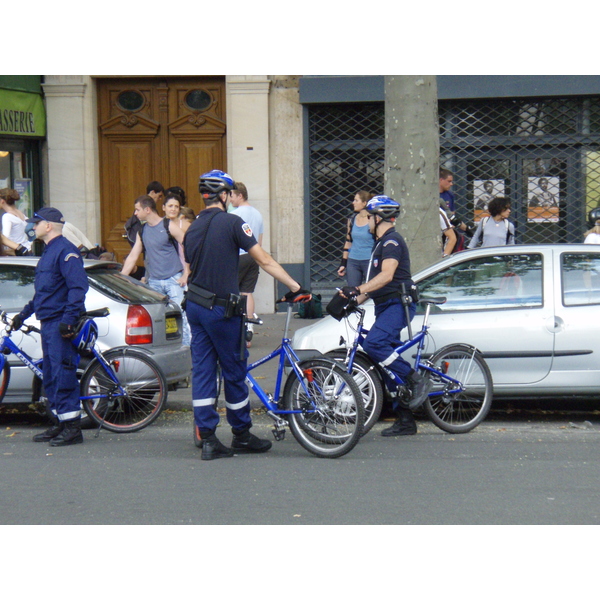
[184,170,311,460]
[338,195,429,437]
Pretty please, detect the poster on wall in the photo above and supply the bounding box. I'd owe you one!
[13,178,32,218]
[473,179,504,222]
[527,176,559,222]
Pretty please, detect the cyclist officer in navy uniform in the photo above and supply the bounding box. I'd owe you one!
[11,207,89,446]
[338,195,429,437]
[184,170,311,460]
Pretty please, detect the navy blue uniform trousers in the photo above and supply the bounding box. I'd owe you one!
[186,300,252,433]
[41,319,81,421]
[362,298,416,392]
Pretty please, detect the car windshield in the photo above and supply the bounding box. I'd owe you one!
[417,253,544,311]
[86,266,167,304]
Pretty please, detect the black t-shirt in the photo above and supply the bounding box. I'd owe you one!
[184,207,257,298]
[367,228,413,300]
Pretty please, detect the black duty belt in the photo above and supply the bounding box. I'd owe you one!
[185,283,226,309]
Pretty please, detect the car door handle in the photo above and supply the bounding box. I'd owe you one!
[547,316,564,332]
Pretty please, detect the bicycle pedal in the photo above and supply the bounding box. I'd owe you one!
[272,428,286,441]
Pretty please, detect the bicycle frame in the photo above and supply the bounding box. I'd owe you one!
[245,303,325,418]
[343,301,465,397]
[0,313,127,405]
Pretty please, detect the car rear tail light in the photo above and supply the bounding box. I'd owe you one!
[126,305,153,344]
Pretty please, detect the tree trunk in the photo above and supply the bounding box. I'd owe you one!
[384,76,441,273]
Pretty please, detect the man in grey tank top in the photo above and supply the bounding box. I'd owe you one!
[121,195,191,345]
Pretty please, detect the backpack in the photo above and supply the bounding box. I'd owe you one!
[346,213,358,243]
[442,228,466,254]
[124,214,179,255]
[295,294,323,319]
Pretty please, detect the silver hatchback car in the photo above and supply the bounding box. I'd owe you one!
[0,257,191,405]
[293,244,600,400]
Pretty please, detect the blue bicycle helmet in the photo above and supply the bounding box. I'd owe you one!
[72,319,98,355]
[198,170,236,200]
[366,195,401,221]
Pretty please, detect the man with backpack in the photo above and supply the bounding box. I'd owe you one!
[120,195,191,345]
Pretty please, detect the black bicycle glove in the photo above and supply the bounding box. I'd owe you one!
[59,323,76,338]
[340,286,361,299]
[282,288,312,303]
[11,313,24,331]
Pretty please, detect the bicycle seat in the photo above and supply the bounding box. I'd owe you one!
[418,296,446,305]
[84,308,110,318]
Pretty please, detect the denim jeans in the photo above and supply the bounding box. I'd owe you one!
[147,271,191,346]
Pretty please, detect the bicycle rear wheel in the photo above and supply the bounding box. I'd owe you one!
[80,347,168,433]
[326,350,383,436]
[423,344,492,434]
[283,358,364,458]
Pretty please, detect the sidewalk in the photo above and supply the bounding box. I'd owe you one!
[167,312,325,411]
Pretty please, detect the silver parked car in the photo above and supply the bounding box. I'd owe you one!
[293,244,600,399]
[0,257,191,407]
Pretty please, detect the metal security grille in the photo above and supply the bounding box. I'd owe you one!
[307,95,600,290]
[440,97,600,245]
[307,104,384,292]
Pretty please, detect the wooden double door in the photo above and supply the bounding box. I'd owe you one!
[97,77,226,261]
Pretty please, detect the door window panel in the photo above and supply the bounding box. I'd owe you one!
[562,253,600,306]
[417,253,543,312]
[0,264,36,311]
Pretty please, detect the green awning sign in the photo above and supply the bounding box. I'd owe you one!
[0,88,46,137]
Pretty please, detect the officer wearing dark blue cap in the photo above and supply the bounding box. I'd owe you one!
[11,207,89,446]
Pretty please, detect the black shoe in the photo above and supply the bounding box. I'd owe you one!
[49,421,83,447]
[33,423,64,443]
[408,371,433,410]
[201,435,234,461]
[231,430,272,453]
[381,408,417,437]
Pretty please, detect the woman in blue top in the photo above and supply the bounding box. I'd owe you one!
[338,190,375,287]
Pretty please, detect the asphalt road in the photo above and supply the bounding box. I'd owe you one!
[3,313,600,527]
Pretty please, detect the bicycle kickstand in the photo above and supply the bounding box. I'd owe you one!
[93,394,116,439]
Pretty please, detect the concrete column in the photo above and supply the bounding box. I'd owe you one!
[42,75,101,245]
[226,75,274,313]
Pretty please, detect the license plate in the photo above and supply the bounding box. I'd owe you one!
[166,317,178,334]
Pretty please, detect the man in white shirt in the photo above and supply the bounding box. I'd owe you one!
[230,182,264,338]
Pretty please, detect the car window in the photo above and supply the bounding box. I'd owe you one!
[562,253,600,306]
[0,264,36,311]
[86,266,167,304]
[417,253,543,312]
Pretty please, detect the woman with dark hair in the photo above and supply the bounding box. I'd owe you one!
[165,186,186,207]
[0,188,31,254]
[468,197,515,248]
[338,190,375,286]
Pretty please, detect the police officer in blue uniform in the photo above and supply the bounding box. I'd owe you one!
[11,207,89,446]
[184,170,311,460]
[338,196,429,437]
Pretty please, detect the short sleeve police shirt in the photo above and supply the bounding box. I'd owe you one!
[367,228,412,300]
[184,208,257,298]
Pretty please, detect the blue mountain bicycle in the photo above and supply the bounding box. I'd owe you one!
[193,300,364,458]
[327,295,493,434]
[0,308,168,434]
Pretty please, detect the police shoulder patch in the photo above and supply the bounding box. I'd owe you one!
[64,253,80,261]
[241,223,253,237]
[383,239,399,247]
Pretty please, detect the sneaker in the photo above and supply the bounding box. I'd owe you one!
[231,430,272,453]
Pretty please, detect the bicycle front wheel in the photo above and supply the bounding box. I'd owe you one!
[326,350,384,436]
[80,348,168,433]
[423,344,492,434]
[283,358,364,458]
